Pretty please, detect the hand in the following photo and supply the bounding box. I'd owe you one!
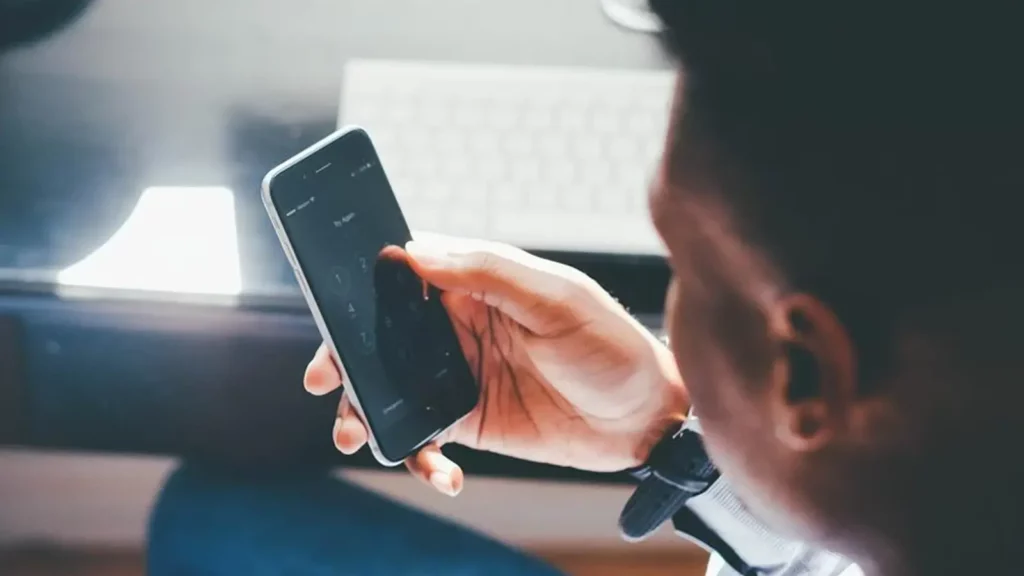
[304,235,687,496]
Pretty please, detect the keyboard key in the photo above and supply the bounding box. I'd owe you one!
[476,156,506,184]
[596,189,628,212]
[451,181,487,208]
[403,155,436,178]
[454,105,485,129]
[422,182,450,202]
[504,132,532,156]
[524,105,554,130]
[436,129,463,153]
[489,106,518,131]
[558,106,588,131]
[593,111,619,134]
[388,104,416,125]
[581,160,612,185]
[537,134,569,158]
[419,104,448,129]
[574,138,604,162]
[547,162,577,187]
[609,137,640,162]
[511,159,541,183]
[626,111,659,136]
[468,132,501,155]
[491,183,522,209]
[528,185,559,210]
[439,157,470,180]
[562,186,594,212]
[401,130,432,155]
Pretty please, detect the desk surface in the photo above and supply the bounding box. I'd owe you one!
[0,0,672,479]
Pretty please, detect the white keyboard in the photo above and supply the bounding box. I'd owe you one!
[341,59,675,255]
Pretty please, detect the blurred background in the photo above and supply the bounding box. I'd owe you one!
[0,0,706,573]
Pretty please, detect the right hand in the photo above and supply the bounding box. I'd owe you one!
[304,235,687,496]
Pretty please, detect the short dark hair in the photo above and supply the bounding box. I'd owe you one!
[649,1,1020,382]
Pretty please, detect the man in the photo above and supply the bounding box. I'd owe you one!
[150,1,1021,575]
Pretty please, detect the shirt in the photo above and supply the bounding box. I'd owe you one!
[675,475,863,576]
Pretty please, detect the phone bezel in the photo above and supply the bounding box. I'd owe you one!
[261,125,466,466]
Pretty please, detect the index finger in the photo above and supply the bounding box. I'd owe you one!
[403,236,598,335]
[304,343,343,396]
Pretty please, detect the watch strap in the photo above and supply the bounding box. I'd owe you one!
[618,413,719,541]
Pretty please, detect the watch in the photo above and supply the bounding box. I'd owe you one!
[618,411,721,541]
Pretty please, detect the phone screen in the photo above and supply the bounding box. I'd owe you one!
[267,129,478,462]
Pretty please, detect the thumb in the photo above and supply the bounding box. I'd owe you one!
[405,443,464,497]
[404,236,593,335]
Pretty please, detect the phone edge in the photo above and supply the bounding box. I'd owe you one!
[260,125,405,468]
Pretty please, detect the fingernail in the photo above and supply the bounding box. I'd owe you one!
[430,471,456,496]
[449,472,463,497]
[304,369,333,396]
[405,240,452,267]
[332,417,347,452]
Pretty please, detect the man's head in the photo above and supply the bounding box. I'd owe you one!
[647,0,1021,563]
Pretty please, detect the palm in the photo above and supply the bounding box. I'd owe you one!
[441,292,672,472]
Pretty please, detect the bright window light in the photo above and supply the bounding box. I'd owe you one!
[57,186,242,296]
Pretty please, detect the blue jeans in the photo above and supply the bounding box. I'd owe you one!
[148,464,564,576]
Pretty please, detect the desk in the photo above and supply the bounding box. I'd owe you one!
[0,0,672,479]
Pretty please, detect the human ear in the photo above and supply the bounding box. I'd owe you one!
[768,295,857,452]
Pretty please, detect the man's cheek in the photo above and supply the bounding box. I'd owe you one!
[666,274,733,426]
[662,277,681,337]
[667,299,715,411]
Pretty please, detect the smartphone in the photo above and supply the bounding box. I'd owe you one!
[261,127,479,466]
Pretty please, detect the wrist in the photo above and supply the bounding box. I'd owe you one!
[632,342,689,466]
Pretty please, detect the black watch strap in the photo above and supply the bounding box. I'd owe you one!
[618,415,720,541]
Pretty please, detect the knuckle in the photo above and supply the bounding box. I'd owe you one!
[552,266,600,302]
[464,244,520,278]
[470,249,502,274]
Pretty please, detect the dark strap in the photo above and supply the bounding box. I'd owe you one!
[618,425,719,540]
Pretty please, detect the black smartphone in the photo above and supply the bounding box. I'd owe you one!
[261,127,479,465]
